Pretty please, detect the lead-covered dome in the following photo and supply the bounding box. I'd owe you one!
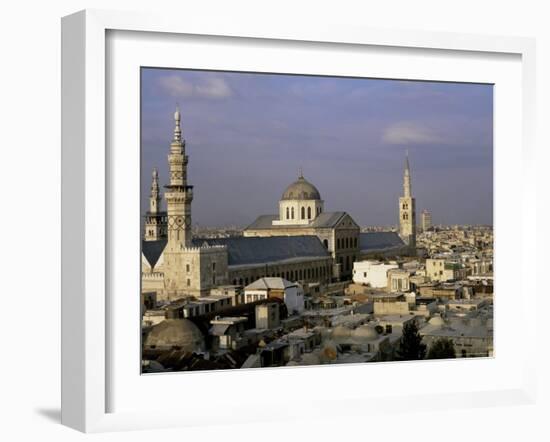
[144,319,205,353]
[281,175,321,201]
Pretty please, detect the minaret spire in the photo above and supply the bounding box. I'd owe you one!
[399,150,416,253]
[173,104,182,143]
[165,105,193,249]
[149,167,160,213]
[403,149,411,198]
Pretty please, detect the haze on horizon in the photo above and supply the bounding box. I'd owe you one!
[141,68,493,228]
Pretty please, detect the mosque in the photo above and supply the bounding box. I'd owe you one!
[142,107,415,301]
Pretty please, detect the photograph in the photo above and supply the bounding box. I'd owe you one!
[140,68,494,373]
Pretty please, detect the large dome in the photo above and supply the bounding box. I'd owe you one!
[144,319,205,353]
[281,175,321,201]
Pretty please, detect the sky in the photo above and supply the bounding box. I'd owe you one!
[141,68,493,228]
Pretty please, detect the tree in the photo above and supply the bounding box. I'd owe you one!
[426,338,456,359]
[395,321,426,361]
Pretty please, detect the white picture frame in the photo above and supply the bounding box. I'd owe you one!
[61,9,537,433]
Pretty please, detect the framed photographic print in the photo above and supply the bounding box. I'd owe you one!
[61,9,537,433]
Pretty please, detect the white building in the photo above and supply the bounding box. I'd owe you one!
[352,260,399,287]
[244,277,305,314]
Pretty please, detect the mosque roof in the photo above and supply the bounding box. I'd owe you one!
[142,239,167,267]
[359,232,406,252]
[196,235,330,267]
[281,175,321,201]
[245,211,350,230]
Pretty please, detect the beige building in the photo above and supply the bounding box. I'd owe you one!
[421,209,432,232]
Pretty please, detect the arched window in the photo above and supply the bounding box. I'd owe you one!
[307,207,312,219]
[403,213,408,220]
[301,207,305,219]
[323,239,328,248]
[286,207,289,219]
[291,207,295,219]
[337,238,341,249]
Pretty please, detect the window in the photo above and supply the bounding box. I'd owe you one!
[307,207,312,219]
[363,272,367,277]
[186,279,190,287]
[385,324,392,334]
[337,238,341,248]
[212,275,216,285]
[291,207,295,219]
[323,239,328,248]
[212,262,216,271]
[301,207,305,219]
[186,264,190,272]
[286,207,289,219]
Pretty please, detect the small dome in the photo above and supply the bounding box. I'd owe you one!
[332,325,352,339]
[429,315,445,327]
[300,352,321,366]
[144,319,205,353]
[281,175,321,201]
[353,324,379,341]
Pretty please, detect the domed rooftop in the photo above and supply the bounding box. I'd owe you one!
[353,324,379,341]
[144,319,205,353]
[428,315,445,327]
[281,174,321,201]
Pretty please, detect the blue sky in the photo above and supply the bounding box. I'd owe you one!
[141,68,493,228]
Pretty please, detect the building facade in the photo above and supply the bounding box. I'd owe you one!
[421,209,432,232]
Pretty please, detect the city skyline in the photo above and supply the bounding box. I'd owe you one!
[141,68,493,227]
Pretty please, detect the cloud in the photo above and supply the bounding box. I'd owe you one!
[158,75,233,99]
[382,121,444,145]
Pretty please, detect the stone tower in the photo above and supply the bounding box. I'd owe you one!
[161,106,229,300]
[164,106,194,250]
[143,168,167,241]
[399,151,416,252]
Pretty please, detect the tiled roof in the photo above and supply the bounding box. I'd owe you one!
[195,235,330,267]
[245,211,348,230]
[359,232,405,252]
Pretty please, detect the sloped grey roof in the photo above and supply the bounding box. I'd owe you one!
[245,277,296,290]
[309,211,348,228]
[195,235,329,267]
[142,239,167,267]
[245,211,349,230]
[359,232,405,252]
